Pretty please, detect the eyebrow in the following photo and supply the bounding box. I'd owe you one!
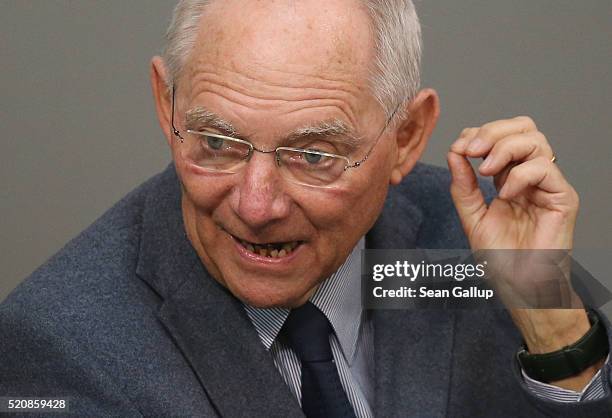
[286,119,361,149]
[184,106,361,149]
[185,107,239,137]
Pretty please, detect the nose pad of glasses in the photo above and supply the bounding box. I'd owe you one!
[245,147,255,162]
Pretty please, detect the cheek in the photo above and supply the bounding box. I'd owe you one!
[175,159,233,212]
[294,173,390,242]
[336,163,393,233]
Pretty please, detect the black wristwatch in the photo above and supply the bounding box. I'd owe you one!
[517,310,609,383]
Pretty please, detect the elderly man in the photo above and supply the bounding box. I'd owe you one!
[1,0,610,417]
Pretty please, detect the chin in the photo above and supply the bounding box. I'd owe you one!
[223,276,317,309]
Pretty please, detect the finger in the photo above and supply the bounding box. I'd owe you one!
[493,162,518,192]
[464,116,539,158]
[498,156,571,200]
[447,151,488,236]
[450,127,479,154]
[479,131,553,176]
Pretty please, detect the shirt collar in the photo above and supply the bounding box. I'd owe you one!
[244,238,364,363]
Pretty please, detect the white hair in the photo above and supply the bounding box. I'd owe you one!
[162,0,422,122]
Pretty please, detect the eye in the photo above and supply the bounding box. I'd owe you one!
[206,136,225,150]
[304,152,323,164]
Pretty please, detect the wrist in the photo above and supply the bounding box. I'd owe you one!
[511,308,590,354]
[516,309,609,389]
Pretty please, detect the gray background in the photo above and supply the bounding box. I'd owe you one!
[1,1,611,316]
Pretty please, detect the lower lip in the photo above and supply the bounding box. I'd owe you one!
[230,235,303,266]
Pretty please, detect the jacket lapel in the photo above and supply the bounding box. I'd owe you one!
[157,270,303,418]
[367,185,456,418]
[136,165,302,418]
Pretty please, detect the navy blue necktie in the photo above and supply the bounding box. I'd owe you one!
[283,302,357,418]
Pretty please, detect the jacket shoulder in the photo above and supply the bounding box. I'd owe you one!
[4,166,176,304]
[0,164,213,415]
[0,166,181,409]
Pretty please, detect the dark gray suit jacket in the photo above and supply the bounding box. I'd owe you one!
[1,163,611,417]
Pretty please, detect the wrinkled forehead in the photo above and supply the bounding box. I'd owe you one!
[184,0,376,97]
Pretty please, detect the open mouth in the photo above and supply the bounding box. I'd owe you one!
[236,238,302,258]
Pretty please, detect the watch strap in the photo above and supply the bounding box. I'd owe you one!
[517,310,609,383]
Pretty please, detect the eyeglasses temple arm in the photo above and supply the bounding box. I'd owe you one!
[344,104,401,170]
[171,85,184,142]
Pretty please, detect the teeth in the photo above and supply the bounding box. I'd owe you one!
[239,239,300,258]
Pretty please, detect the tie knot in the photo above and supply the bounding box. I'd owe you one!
[283,302,333,363]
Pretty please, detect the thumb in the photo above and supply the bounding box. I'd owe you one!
[447,151,487,237]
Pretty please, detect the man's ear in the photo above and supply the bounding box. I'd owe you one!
[150,56,174,147]
[389,88,440,185]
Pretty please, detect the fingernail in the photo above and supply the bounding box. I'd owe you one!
[452,137,468,152]
[467,138,485,153]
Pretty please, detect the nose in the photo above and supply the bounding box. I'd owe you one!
[229,152,292,230]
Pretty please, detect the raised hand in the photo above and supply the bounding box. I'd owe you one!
[447,116,599,391]
[447,116,578,252]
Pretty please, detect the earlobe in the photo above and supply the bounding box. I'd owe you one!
[389,169,403,185]
[389,88,440,185]
[150,56,173,147]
